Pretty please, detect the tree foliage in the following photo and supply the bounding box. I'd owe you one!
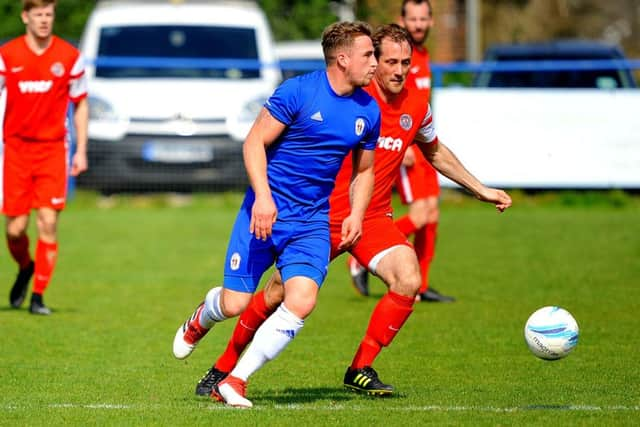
[481,0,639,58]
[0,0,636,60]
[258,0,338,40]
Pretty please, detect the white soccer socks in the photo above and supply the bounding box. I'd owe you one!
[202,286,227,326]
[231,303,304,381]
[173,286,227,359]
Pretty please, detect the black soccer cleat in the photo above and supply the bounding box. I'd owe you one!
[348,257,369,297]
[195,366,229,396]
[9,261,35,308]
[29,294,52,316]
[416,287,455,303]
[343,366,393,396]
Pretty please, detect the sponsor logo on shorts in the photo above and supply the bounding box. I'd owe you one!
[230,252,241,271]
[51,197,65,205]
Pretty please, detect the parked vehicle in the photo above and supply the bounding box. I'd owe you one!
[77,0,280,193]
[275,40,324,80]
[433,40,640,189]
[474,40,636,88]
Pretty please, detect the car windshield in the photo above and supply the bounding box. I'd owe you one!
[483,53,630,89]
[96,25,260,79]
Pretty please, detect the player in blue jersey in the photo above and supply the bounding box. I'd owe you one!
[172,21,380,407]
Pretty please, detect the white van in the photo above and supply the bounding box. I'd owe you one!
[78,0,280,192]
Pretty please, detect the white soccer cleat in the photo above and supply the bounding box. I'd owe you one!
[213,376,253,408]
[172,302,210,359]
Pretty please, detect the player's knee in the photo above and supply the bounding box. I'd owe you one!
[427,206,440,223]
[283,293,316,319]
[408,203,430,228]
[6,217,28,239]
[36,218,58,240]
[220,293,251,318]
[390,269,421,297]
[6,227,26,240]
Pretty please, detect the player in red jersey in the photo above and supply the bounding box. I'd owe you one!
[188,24,511,403]
[0,0,88,315]
[349,0,454,302]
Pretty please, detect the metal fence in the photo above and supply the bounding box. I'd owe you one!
[69,57,640,193]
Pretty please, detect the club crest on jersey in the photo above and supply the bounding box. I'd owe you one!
[50,62,65,77]
[355,118,365,136]
[400,114,413,131]
[230,252,241,271]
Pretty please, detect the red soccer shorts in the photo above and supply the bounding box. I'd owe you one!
[330,214,412,270]
[2,139,69,216]
[395,153,440,204]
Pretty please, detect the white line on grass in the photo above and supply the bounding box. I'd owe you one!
[2,403,639,412]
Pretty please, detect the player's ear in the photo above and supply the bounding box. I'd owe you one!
[336,51,349,68]
[21,11,29,25]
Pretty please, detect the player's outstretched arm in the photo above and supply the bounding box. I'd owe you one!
[243,108,287,240]
[418,140,512,212]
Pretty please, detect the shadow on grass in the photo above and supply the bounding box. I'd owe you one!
[0,305,79,314]
[250,386,404,405]
[522,404,573,410]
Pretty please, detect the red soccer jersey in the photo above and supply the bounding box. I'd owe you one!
[329,81,438,225]
[0,35,87,143]
[406,45,431,100]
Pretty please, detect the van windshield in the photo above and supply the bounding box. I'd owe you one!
[96,25,260,79]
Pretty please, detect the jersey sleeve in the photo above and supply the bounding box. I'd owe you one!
[69,54,88,102]
[416,103,438,145]
[0,54,6,91]
[264,76,300,126]
[359,108,380,151]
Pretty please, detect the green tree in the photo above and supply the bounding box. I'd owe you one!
[0,1,340,43]
[258,0,339,40]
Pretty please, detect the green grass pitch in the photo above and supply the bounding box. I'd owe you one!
[0,190,638,426]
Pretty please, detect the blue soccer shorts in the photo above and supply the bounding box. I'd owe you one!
[223,204,330,293]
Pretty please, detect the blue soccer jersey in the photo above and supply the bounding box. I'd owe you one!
[261,70,380,222]
[224,70,380,291]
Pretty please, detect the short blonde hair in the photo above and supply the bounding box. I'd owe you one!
[321,21,373,65]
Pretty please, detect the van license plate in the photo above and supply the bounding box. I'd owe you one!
[142,142,213,163]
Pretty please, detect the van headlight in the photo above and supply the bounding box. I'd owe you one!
[89,96,119,121]
[227,96,268,142]
[88,96,129,141]
[238,97,266,123]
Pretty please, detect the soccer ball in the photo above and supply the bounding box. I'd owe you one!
[524,306,579,360]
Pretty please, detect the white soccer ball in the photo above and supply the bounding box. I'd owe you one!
[524,306,579,360]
